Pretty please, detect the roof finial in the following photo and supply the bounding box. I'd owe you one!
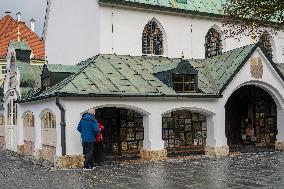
[251,21,257,44]
[181,51,184,59]
[17,24,21,42]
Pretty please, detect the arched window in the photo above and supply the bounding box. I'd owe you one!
[41,112,56,128]
[142,20,164,55]
[0,114,4,125]
[24,112,34,127]
[205,28,222,58]
[259,32,273,59]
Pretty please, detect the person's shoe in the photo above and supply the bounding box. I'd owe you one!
[82,167,92,171]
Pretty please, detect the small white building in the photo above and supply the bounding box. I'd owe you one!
[1,0,284,168]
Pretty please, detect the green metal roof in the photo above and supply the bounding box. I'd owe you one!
[17,61,42,98]
[35,55,178,98]
[99,0,226,16]
[10,41,32,51]
[45,64,80,73]
[276,64,284,75]
[19,44,284,101]
[206,44,257,92]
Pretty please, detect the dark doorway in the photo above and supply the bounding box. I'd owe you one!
[162,110,207,156]
[225,86,277,153]
[95,107,144,161]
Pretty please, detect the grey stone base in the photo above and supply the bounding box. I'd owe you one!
[205,145,229,156]
[275,141,284,151]
[140,149,167,161]
[55,155,84,169]
[0,136,5,148]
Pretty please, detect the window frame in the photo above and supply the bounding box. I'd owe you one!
[172,74,197,93]
[24,112,35,128]
[142,20,164,56]
[41,112,56,129]
[205,28,223,58]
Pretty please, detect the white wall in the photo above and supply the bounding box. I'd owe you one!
[100,6,284,62]
[63,97,220,155]
[45,0,101,65]
[45,2,284,66]
[18,99,62,156]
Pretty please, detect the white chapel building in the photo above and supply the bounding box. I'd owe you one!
[1,0,284,167]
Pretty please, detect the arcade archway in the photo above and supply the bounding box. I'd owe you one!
[225,85,277,152]
[95,107,144,160]
[162,110,208,156]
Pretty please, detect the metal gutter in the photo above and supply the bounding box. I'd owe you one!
[98,0,224,19]
[18,92,223,103]
[55,93,66,156]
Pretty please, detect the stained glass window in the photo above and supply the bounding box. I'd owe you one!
[41,112,56,128]
[24,112,34,127]
[259,32,273,59]
[142,20,164,55]
[205,28,222,58]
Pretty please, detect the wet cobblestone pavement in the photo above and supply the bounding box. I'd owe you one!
[1,149,284,189]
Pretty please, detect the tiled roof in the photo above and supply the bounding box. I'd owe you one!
[99,0,225,16]
[0,15,45,60]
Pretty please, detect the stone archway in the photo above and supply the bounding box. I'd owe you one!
[225,85,277,152]
[95,107,144,160]
[161,108,214,156]
[81,104,150,161]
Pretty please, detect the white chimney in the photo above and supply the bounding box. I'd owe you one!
[30,18,35,32]
[16,12,21,22]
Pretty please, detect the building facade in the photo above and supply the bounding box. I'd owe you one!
[1,0,284,168]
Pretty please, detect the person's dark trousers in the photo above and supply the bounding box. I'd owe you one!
[94,141,104,165]
[82,142,95,168]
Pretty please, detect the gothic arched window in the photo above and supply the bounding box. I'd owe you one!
[259,32,273,59]
[205,28,222,58]
[142,20,164,55]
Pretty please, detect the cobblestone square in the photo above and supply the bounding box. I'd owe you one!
[1,149,284,189]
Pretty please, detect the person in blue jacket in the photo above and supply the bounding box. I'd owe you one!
[77,108,99,169]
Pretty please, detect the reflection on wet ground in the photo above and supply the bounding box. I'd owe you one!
[0,149,284,189]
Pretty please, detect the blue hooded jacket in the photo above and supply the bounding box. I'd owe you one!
[77,113,99,142]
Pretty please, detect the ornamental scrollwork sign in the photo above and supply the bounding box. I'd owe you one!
[250,57,263,79]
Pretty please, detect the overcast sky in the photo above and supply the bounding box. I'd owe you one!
[0,0,47,37]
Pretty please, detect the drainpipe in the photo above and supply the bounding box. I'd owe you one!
[55,93,66,156]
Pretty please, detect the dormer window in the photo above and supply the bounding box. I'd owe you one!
[172,74,197,93]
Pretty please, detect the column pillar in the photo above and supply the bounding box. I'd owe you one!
[205,108,229,156]
[141,113,167,161]
[55,115,62,156]
[17,107,24,154]
[276,109,284,151]
[34,115,42,159]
